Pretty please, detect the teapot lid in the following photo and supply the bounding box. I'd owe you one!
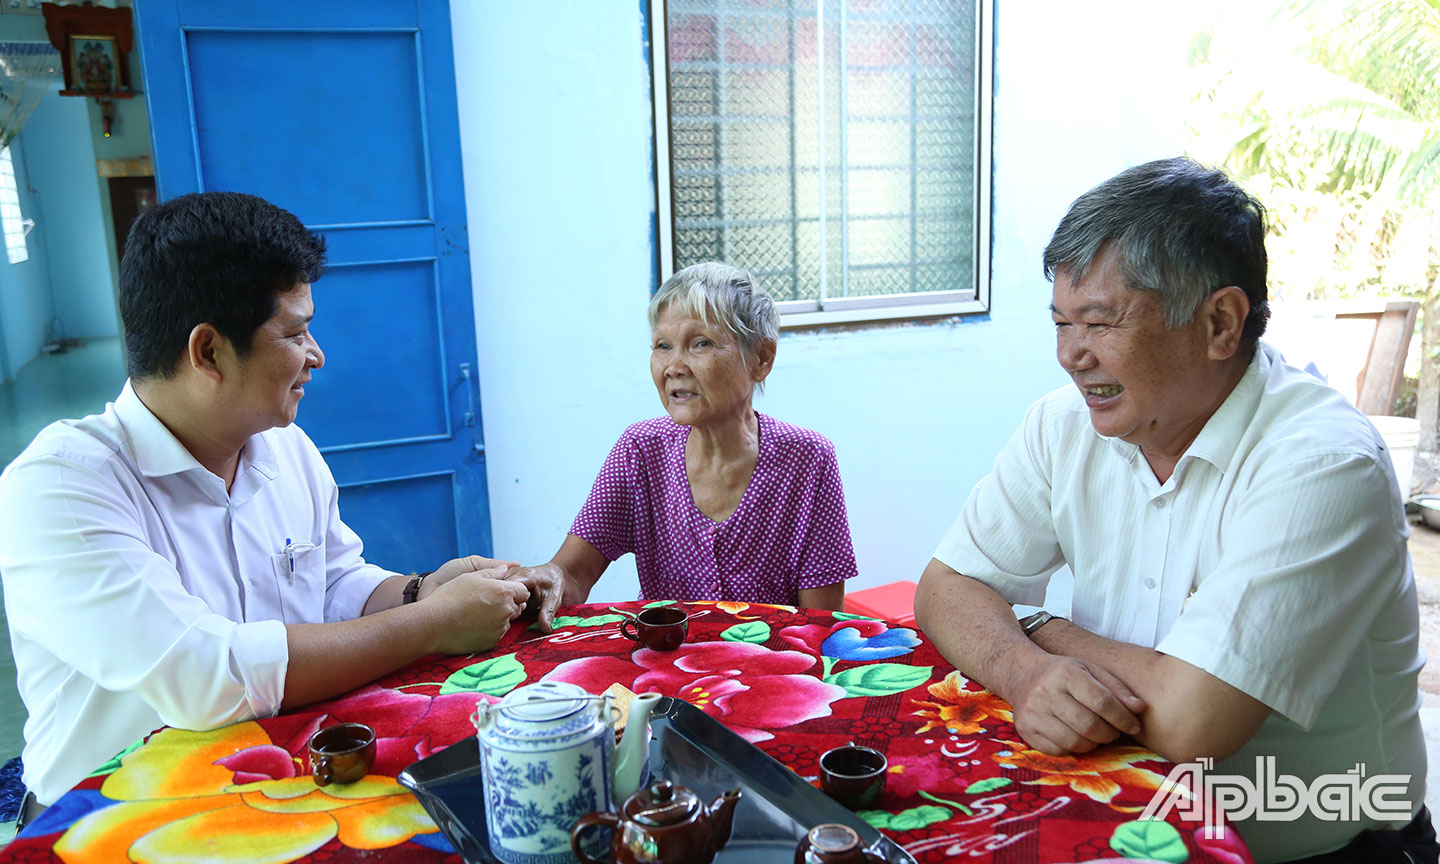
[497,681,592,722]
[626,779,699,826]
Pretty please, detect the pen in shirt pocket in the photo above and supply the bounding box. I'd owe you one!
[281,537,317,583]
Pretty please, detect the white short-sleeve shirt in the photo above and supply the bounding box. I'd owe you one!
[933,343,1426,863]
[0,381,394,805]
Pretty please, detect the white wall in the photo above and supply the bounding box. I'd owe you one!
[453,1,657,600]
[453,1,1194,602]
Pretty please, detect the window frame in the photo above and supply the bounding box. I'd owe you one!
[0,144,30,266]
[650,0,995,328]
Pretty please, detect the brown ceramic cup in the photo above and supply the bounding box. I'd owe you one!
[795,824,889,864]
[818,744,886,809]
[619,605,690,651]
[307,722,377,786]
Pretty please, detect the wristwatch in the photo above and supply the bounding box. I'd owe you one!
[402,571,432,605]
[1018,610,1063,636]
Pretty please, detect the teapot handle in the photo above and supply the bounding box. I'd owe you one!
[570,811,619,864]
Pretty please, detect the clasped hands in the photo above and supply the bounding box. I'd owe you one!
[1007,650,1146,756]
[419,555,568,634]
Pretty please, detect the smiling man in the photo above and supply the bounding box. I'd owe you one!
[915,158,1432,864]
[0,192,529,826]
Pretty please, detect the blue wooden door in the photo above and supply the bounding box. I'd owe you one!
[135,1,491,570]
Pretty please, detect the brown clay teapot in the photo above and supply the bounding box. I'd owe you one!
[794,823,890,864]
[570,778,742,864]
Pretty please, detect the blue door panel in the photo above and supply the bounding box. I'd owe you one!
[137,0,491,565]
[144,2,421,31]
[322,226,437,261]
[306,261,448,449]
[336,473,458,574]
[186,31,431,223]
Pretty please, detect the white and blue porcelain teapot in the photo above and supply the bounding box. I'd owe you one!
[471,681,660,864]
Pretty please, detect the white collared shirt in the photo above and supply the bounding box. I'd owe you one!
[0,381,393,805]
[934,343,1426,863]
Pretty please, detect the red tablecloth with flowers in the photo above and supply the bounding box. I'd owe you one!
[2,601,1252,864]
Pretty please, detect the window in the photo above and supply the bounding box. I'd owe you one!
[653,0,992,326]
[0,146,29,265]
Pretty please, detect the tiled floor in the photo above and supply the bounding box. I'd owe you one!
[0,338,127,469]
[0,338,127,769]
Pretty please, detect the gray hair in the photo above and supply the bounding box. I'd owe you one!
[648,261,779,359]
[1043,157,1270,349]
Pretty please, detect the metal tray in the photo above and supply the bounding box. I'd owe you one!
[398,696,915,864]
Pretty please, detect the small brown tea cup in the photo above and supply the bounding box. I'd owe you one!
[795,824,888,864]
[819,744,886,809]
[620,605,690,651]
[307,722,377,786]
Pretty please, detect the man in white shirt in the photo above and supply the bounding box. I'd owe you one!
[916,158,1434,864]
[0,192,530,823]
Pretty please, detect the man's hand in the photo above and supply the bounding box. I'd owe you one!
[1008,653,1146,755]
[288,566,529,707]
[499,563,566,633]
[423,555,521,599]
[421,569,530,654]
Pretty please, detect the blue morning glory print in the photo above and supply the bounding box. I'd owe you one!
[821,625,921,661]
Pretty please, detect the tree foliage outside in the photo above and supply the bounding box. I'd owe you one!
[1186,0,1440,490]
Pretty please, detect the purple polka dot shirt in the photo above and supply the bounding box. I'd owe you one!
[570,412,858,605]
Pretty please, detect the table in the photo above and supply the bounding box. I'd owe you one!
[1,601,1253,863]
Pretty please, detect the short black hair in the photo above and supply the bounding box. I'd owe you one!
[119,191,326,380]
[1043,157,1270,350]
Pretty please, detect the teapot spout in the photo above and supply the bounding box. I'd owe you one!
[707,787,743,849]
[612,692,662,804]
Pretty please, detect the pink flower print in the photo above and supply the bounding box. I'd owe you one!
[542,641,846,742]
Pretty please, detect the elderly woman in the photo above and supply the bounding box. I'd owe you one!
[511,262,857,628]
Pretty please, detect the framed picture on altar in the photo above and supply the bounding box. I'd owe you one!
[69,34,117,95]
[42,4,134,97]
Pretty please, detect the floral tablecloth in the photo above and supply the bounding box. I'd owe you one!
[2,601,1252,864]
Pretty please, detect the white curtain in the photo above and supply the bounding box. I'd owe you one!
[0,42,59,149]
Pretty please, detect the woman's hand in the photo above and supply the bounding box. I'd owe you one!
[500,563,567,633]
[490,536,609,633]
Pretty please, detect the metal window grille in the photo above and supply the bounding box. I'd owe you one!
[654,0,991,323]
[0,146,29,265]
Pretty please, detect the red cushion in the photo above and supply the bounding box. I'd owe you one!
[844,581,918,626]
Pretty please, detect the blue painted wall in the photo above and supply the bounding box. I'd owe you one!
[0,10,53,378]
[21,82,118,343]
[0,7,134,379]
